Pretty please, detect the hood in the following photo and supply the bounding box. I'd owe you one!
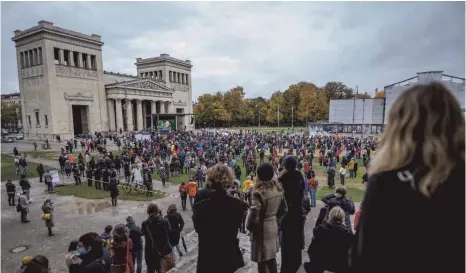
[99,233,112,239]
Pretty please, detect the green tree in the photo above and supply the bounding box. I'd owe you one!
[323,81,354,101]
[1,103,21,128]
[223,86,247,126]
[266,91,284,125]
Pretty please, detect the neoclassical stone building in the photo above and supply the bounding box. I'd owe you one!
[12,20,193,140]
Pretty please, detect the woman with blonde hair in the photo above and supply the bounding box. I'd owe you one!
[247,163,288,273]
[192,164,248,273]
[350,82,465,273]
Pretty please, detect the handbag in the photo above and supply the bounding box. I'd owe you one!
[42,213,51,220]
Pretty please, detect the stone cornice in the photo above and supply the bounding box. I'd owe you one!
[105,79,175,92]
[106,88,173,101]
[135,55,192,69]
[13,27,103,50]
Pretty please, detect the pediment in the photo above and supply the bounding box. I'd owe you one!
[106,79,174,92]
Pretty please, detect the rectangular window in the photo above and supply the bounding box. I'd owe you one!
[64,50,70,66]
[38,47,43,65]
[159,70,162,80]
[54,48,60,65]
[140,73,144,78]
[33,48,38,65]
[29,50,34,66]
[35,110,40,126]
[73,52,79,67]
[186,74,189,85]
[44,115,48,127]
[169,71,172,82]
[91,55,96,70]
[27,115,32,126]
[20,52,24,68]
[176,108,184,113]
[82,53,88,68]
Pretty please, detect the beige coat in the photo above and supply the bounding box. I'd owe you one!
[246,187,288,262]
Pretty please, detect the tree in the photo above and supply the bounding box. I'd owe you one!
[194,92,230,127]
[223,86,247,126]
[266,91,284,125]
[248,97,268,126]
[323,82,354,101]
[375,91,385,98]
[1,103,21,129]
[355,92,371,99]
[282,84,300,125]
[296,82,328,123]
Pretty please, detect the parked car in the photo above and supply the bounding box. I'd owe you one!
[15,133,24,140]
[2,136,15,143]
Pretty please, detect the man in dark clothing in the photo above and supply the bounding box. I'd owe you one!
[19,175,31,202]
[126,216,144,273]
[278,155,305,273]
[321,185,355,230]
[141,204,172,273]
[72,164,81,185]
[102,168,110,191]
[94,168,102,190]
[6,180,16,206]
[86,168,94,187]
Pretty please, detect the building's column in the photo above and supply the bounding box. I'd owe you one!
[20,52,25,68]
[69,51,75,67]
[159,70,163,81]
[59,49,65,65]
[24,51,29,67]
[115,99,124,133]
[142,101,147,129]
[31,50,36,66]
[38,47,43,65]
[107,99,116,131]
[126,100,134,131]
[136,100,143,131]
[77,53,83,68]
[151,101,156,114]
[159,101,165,114]
[86,54,91,69]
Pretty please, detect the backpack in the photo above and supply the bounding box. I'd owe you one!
[180,187,188,198]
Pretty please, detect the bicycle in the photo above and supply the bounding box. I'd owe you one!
[121,181,146,195]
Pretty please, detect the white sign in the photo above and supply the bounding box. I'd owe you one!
[135,134,151,141]
[51,170,63,186]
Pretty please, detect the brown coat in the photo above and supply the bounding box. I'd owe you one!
[246,187,288,262]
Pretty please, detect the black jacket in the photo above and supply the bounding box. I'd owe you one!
[192,189,248,273]
[350,165,465,273]
[69,247,109,273]
[321,193,355,229]
[194,184,215,205]
[165,212,185,246]
[307,221,353,273]
[141,214,172,256]
[19,179,31,190]
[126,223,144,252]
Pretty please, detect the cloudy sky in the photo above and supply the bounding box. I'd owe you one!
[1,1,464,99]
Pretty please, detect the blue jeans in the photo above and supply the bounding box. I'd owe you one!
[340,174,345,185]
[132,249,143,273]
[310,189,317,207]
[349,170,354,178]
[172,244,183,259]
[324,166,328,173]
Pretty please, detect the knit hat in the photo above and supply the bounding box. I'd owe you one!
[257,162,274,181]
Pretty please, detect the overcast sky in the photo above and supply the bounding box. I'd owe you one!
[1,1,464,99]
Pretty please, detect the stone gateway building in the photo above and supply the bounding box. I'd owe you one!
[12,20,194,140]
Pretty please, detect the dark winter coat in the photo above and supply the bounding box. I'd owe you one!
[350,165,465,273]
[165,212,185,246]
[192,189,248,273]
[307,221,353,273]
[126,222,144,252]
[108,181,119,197]
[141,214,172,256]
[321,193,355,229]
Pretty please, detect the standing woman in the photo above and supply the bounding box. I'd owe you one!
[108,175,119,207]
[41,199,54,236]
[350,83,465,273]
[165,204,185,259]
[247,163,288,273]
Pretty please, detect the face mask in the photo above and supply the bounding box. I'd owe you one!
[77,247,88,255]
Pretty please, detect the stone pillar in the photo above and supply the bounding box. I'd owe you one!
[77,53,83,68]
[107,99,116,131]
[136,100,143,131]
[159,70,163,80]
[69,51,75,67]
[115,99,123,133]
[24,51,29,67]
[159,101,165,114]
[86,54,92,69]
[59,49,65,65]
[151,101,156,114]
[31,50,36,66]
[142,101,147,128]
[126,100,134,131]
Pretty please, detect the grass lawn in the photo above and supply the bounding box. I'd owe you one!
[0,154,57,182]
[55,183,165,201]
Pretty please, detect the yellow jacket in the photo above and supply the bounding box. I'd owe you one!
[348,160,355,170]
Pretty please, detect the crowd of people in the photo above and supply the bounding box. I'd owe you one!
[10,82,465,273]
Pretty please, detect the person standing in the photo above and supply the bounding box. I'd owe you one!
[350,82,465,273]
[18,192,29,223]
[247,163,288,273]
[126,216,144,273]
[327,167,335,188]
[41,199,54,236]
[339,164,346,185]
[6,180,16,206]
[348,158,355,178]
[108,177,119,207]
[72,163,81,186]
[19,175,31,202]
[321,185,355,230]
[186,178,198,210]
[94,167,102,190]
[110,224,134,273]
[143,169,153,197]
[309,177,318,208]
[165,204,185,260]
[179,182,188,211]
[86,167,94,187]
[141,203,174,273]
[44,169,54,193]
[19,154,28,177]
[192,164,248,273]
[36,163,44,183]
[278,155,305,273]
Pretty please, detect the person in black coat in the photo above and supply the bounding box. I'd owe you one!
[327,167,335,188]
[165,204,185,259]
[278,155,305,273]
[192,164,248,273]
[69,232,110,273]
[114,156,121,174]
[94,168,102,190]
[306,206,353,273]
[102,168,110,191]
[86,168,93,187]
[126,216,144,273]
[141,203,173,273]
[108,176,119,206]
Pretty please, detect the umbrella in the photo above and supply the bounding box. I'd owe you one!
[181,236,187,252]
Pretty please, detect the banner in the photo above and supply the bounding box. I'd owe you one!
[51,170,63,186]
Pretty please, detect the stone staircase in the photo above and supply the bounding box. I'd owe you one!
[167,231,283,273]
